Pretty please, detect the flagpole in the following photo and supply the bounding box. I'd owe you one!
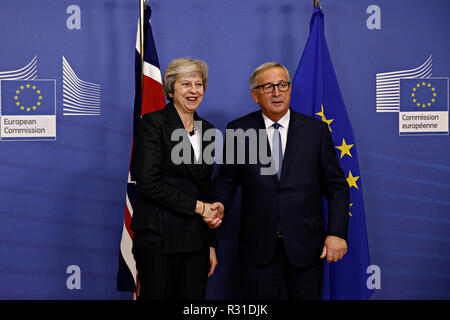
[135,0,145,300]
[314,0,320,7]
[139,0,145,92]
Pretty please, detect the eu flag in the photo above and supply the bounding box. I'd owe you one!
[1,80,55,115]
[291,6,373,299]
[400,78,448,112]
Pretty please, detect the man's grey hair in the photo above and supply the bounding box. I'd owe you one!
[248,62,291,89]
[163,57,209,100]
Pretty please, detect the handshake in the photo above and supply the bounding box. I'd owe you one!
[195,201,225,229]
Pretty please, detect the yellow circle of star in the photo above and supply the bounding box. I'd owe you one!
[14,83,42,112]
[411,82,436,109]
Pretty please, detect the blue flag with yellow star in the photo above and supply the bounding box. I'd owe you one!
[1,80,55,115]
[291,6,373,300]
[400,78,448,111]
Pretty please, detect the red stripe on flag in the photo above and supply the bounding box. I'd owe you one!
[141,76,166,114]
[124,203,133,239]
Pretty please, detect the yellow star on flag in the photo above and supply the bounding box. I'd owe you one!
[349,203,354,216]
[335,138,354,158]
[346,171,359,189]
[315,104,334,132]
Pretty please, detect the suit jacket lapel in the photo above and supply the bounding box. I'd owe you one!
[163,102,185,150]
[188,112,212,188]
[279,109,305,183]
[162,103,210,192]
[254,111,280,184]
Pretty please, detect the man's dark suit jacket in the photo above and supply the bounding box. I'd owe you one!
[130,102,216,253]
[214,108,349,267]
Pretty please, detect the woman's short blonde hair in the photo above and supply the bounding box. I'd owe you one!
[248,62,291,89]
[163,57,209,100]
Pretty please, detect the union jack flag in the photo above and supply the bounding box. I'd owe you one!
[117,2,165,296]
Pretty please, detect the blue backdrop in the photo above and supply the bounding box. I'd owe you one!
[0,0,448,299]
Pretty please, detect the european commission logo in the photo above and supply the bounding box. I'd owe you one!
[398,78,448,135]
[0,55,102,141]
[0,79,56,141]
[376,55,449,135]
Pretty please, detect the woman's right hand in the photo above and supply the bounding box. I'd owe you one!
[195,201,223,229]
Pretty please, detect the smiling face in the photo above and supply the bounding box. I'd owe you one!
[170,73,204,113]
[251,67,291,122]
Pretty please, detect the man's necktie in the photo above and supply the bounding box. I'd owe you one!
[272,123,283,179]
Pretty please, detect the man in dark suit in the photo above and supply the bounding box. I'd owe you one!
[213,62,349,299]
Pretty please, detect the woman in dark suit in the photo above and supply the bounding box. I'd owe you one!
[131,58,222,300]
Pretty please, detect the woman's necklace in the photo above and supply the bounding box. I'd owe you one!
[174,104,195,134]
[183,117,194,134]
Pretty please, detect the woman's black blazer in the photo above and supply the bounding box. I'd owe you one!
[130,102,216,253]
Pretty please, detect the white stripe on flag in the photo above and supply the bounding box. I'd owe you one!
[143,61,162,84]
[135,20,142,53]
[135,20,162,85]
[120,193,137,284]
[120,224,136,284]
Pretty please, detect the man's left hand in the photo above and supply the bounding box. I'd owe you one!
[320,235,348,263]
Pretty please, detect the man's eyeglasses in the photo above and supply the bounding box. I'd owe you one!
[254,81,291,94]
